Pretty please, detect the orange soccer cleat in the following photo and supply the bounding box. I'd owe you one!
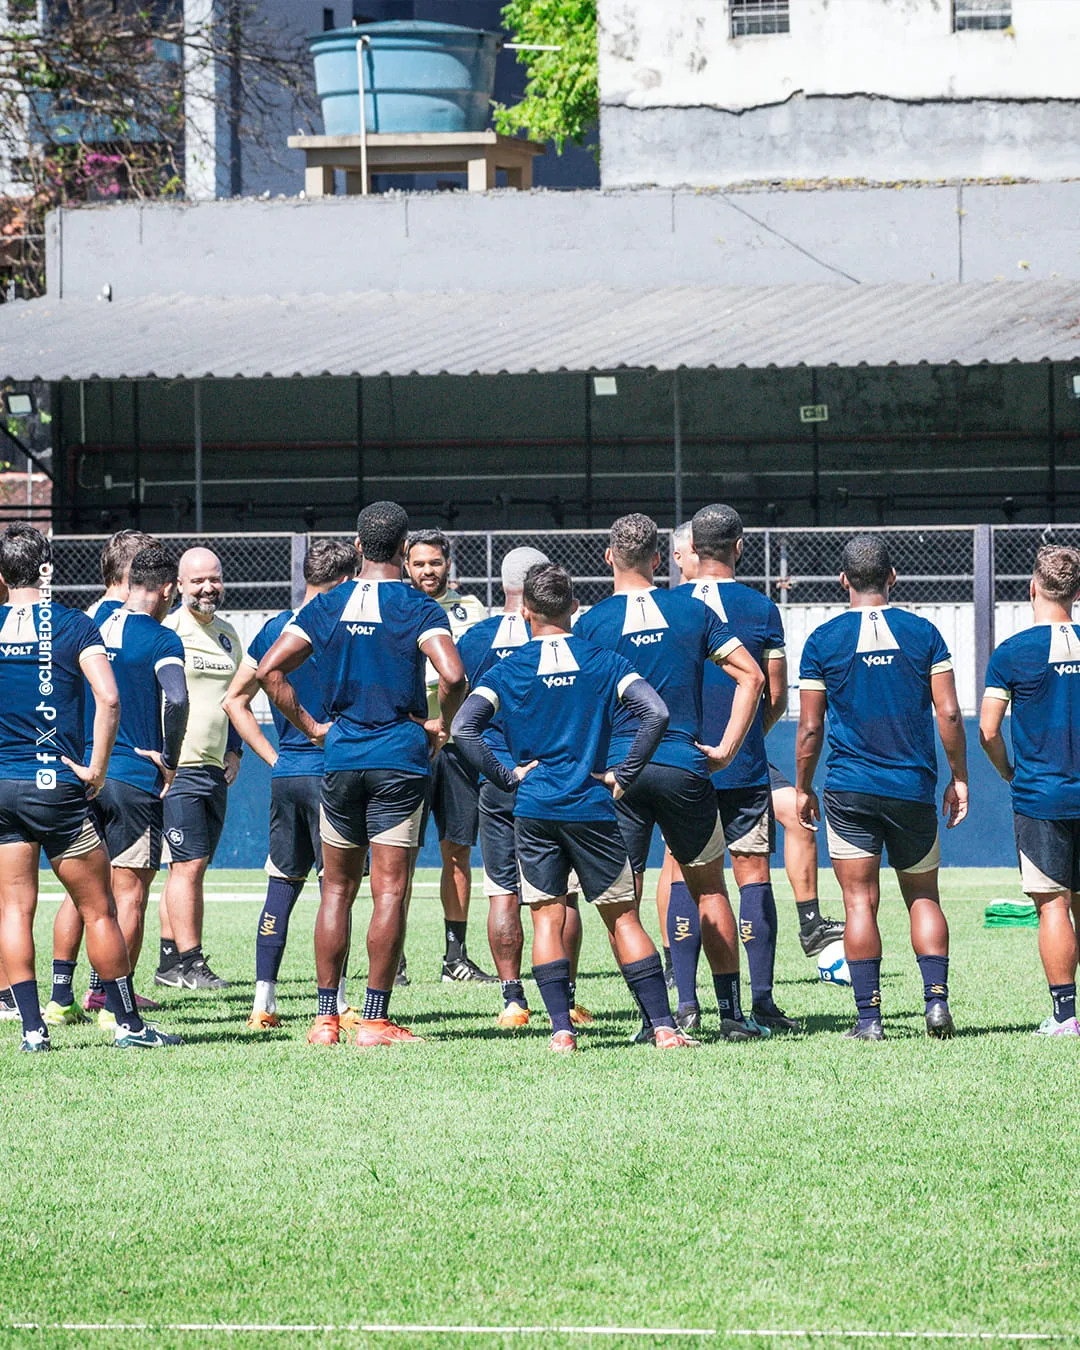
[549,1029,578,1053]
[353,1018,424,1047]
[247,1009,281,1031]
[306,1014,341,1046]
[569,1003,594,1028]
[338,1007,364,1033]
[654,1025,700,1050]
[496,1002,530,1029]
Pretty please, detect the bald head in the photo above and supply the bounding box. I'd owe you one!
[177,547,224,621]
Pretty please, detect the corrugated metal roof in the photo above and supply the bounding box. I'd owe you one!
[2,281,1079,380]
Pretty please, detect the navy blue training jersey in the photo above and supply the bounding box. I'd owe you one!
[286,578,451,776]
[799,605,952,805]
[97,608,186,795]
[0,601,105,784]
[680,579,785,791]
[457,611,531,774]
[474,633,640,822]
[87,596,122,625]
[985,623,1080,820]
[574,587,739,776]
[246,609,328,779]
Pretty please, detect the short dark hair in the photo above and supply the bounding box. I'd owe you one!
[356,501,409,564]
[840,534,893,593]
[609,513,658,569]
[304,538,357,585]
[1034,545,1080,605]
[691,504,743,561]
[127,545,177,592]
[405,529,451,561]
[100,529,157,587]
[0,523,51,589]
[523,562,574,619]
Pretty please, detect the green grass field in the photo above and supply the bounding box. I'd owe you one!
[2,867,1078,1350]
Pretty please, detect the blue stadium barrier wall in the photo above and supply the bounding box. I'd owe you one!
[212,717,1016,872]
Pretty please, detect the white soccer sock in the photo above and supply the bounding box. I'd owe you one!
[253,979,276,1014]
[337,976,349,1014]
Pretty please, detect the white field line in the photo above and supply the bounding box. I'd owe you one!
[7,1325,1078,1341]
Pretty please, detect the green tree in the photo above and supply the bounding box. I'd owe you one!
[494,0,597,153]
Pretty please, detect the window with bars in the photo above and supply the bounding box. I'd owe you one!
[953,0,1012,31]
[730,0,790,38]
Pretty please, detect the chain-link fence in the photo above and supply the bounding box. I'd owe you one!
[992,525,1080,604]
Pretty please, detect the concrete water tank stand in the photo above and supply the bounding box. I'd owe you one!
[288,131,546,194]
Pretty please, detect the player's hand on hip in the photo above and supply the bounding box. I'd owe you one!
[694,740,734,773]
[309,720,332,748]
[796,787,819,832]
[591,769,625,802]
[512,759,539,784]
[223,750,242,786]
[943,778,968,828]
[413,715,448,759]
[134,747,176,798]
[62,756,106,800]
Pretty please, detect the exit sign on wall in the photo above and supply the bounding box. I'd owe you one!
[800,404,829,423]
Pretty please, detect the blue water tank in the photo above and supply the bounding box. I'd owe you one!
[308,21,502,136]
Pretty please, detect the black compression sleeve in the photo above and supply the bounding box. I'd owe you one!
[451,694,517,793]
[612,678,669,792]
[157,661,190,771]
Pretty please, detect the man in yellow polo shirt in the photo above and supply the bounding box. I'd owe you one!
[154,547,244,991]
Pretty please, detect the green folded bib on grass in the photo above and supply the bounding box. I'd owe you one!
[984,900,1039,927]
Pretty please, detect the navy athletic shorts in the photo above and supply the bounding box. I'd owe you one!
[768,763,793,794]
[93,778,163,869]
[321,768,429,851]
[479,779,518,897]
[1014,813,1080,895]
[823,789,939,873]
[717,782,775,857]
[163,765,228,865]
[0,778,100,862]
[268,774,323,879]
[515,816,634,908]
[425,743,480,848]
[615,763,725,874]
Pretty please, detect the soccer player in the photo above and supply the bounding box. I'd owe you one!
[44,546,190,1030]
[457,546,591,1029]
[222,538,357,1031]
[796,534,968,1041]
[980,545,1080,1036]
[154,548,245,991]
[453,561,695,1052]
[0,524,180,1050]
[575,514,772,1040]
[256,501,466,1047]
[405,529,493,982]
[48,526,159,1015]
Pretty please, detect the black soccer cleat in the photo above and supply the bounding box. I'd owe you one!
[925,1003,955,1039]
[153,963,186,989]
[843,1019,884,1041]
[181,958,230,991]
[441,955,498,984]
[0,987,18,1021]
[394,955,410,988]
[663,960,676,992]
[631,1020,656,1044]
[19,1028,51,1053]
[718,1015,770,1042]
[799,917,847,957]
[675,1004,701,1032]
[752,1003,802,1034]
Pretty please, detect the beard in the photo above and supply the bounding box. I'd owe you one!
[184,592,221,615]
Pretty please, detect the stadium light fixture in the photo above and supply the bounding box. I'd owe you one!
[1071,373,1080,399]
[4,391,33,417]
[593,376,618,397]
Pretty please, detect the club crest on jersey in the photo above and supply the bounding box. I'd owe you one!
[1049,624,1080,671]
[536,635,579,685]
[692,581,728,621]
[451,603,468,622]
[621,590,669,637]
[856,607,899,658]
[218,633,232,653]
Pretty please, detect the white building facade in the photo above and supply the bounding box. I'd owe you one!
[599,0,1080,187]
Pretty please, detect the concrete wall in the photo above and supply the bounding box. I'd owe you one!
[598,0,1080,186]
[43,180,1080,301]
